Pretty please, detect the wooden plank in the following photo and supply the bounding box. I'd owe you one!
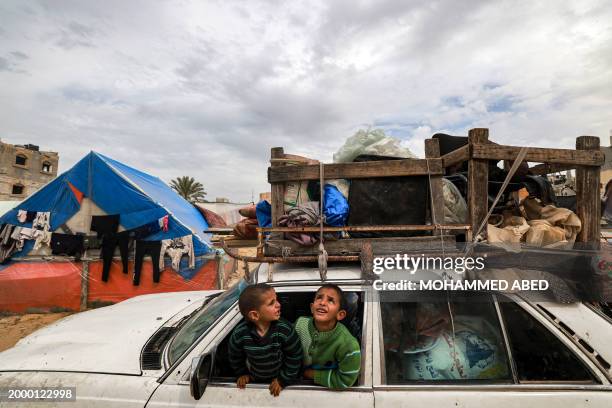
[425,138,445,234]
[203,228,234,234]
[212,239,258,248]
[268,158,443,182]
[264,236,456,257]
[259,224,470,232]
[472,144,604,166]
[575,136,601,249]
[270,148,285,239]
[468,128,489,237]
[528,163,575,175]
[441,145,469,168]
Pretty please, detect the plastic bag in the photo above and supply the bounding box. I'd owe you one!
[255,200,272,228]
[324,184,349,226]
[333,128,416,163]
[442,179,467,224]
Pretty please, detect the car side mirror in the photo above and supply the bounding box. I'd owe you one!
[190,351,214,400]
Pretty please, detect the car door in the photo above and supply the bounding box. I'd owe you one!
[372,292,612,407]
[146,285,374,408]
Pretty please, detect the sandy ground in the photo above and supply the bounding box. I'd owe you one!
[0,313,73,352]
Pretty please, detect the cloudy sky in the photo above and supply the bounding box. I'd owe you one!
[1,0,610,202]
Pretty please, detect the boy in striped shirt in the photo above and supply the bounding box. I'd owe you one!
[295,284,361,389]
[228,283,303,396]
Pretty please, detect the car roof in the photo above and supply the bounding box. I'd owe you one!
[256,262,363,284]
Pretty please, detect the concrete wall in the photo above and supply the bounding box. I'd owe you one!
[0,141,58,200]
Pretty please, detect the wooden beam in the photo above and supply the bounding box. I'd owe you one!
[259,224,470,232]
[441,145,469,168]
[425,138,445,233]
[80,261,88,312]
[528,163,576,175]
[264,236,456,257]
[268,158,442,182]
[468,128,489,238]
[471,144,604,166]
[575,136,601,249]
[270,148,285,237]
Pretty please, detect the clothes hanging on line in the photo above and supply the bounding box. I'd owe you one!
[133,240,162,285]
[10,227,35,251]
[32,212,51,231]
[100,231,130,282]
[0,224,18,263]
[16,210,37,223]
[50,233,84,260]
[17,210,27,223]
[128,221,161,240]
[99,220,162,282]
[90,214,120,238]
[33,229,52,250]
[159,215,169,232]
[159,235,195,271]
[83,235,103,250]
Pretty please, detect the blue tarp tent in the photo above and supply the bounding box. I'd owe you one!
[0,151,212,258]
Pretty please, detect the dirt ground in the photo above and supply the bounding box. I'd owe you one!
[0,312,73,352]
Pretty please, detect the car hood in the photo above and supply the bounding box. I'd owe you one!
[0,290,218,375]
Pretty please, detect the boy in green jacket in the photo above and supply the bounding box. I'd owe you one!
[295,284,361,389]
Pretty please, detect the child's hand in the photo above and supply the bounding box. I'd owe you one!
[236,375,251,389]
[303,369,314,379]
[269,378,282,396]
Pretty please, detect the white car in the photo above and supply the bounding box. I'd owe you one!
[1,264,611,407]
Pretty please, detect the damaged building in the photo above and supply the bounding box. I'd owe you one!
[0,140,58,200]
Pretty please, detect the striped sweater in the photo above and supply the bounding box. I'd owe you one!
[228,318,303,386]
[295,317,361,389]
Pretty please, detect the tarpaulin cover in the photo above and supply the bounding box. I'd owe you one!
[0,261,82,313]
[323,184,349,226]
[0,257,220,313]
[0,152,211,257]
[256,200,272,228]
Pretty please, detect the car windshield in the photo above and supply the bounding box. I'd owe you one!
[168,280,247,364]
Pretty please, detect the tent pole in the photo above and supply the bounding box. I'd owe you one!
[80,260,89,311]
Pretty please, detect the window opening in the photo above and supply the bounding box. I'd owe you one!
[500,302,597,383]
[211,290,365,386]
[15,154,27,166]
[12,184,24,195]
[380,292,511,383]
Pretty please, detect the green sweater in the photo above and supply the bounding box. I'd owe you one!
[294,317,361,389]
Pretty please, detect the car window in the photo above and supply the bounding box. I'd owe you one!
[380,292,511,383]
[211,290,365,385]
[168,280,247,364]
[500,302,597,383]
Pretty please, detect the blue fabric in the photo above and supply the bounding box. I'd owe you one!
[0,173,80,231]
[323,184,349,226]
[255,200,272,228]
[0,151,212,257]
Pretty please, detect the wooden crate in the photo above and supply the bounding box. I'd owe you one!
[261,128,604,259]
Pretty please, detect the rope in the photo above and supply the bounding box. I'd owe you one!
[318,162,328,280]
[473,147,529,242]
[447,298,457,371]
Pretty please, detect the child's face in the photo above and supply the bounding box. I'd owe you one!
[252,289,281,323]
[310,287,346,325]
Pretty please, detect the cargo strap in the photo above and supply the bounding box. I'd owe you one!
[473,147,529,241]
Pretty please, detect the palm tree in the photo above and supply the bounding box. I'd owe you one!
[170,176,207,203]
